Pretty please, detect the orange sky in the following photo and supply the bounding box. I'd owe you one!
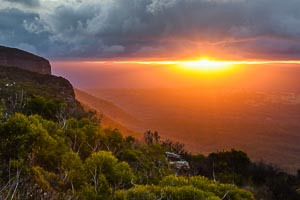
[52,60,300,92]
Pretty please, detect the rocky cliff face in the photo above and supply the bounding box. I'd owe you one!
[0,45,51,75]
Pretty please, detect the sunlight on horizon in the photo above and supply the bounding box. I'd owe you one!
[53,57,300,90]
[82,58,300,75]
[179,58,233,72]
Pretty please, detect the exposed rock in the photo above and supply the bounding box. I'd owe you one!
[0,45,51,74]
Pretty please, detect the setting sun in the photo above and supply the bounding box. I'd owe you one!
[89,59,300,75]
[180,58,233,72]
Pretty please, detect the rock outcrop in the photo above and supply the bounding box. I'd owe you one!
[0,45,51,74]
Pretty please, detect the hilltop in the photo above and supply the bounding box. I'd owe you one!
[0,45,51,75]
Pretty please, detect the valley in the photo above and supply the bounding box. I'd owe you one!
[78,88,300,173]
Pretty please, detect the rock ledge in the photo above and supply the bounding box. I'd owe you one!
[0,45,51,75]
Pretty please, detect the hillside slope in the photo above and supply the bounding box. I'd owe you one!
[85,88,300,174]
[75,89,141,137]
[0,65,84,118]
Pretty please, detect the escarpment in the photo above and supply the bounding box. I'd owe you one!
[0,45,51,75]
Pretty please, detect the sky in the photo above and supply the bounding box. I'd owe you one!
[1,0,300,89]
[1,0,300,61]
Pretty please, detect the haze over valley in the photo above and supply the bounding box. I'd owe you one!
[65,63,300,174]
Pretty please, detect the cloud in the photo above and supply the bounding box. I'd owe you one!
[0,8,50,56]
[103,45,125,54]
[3,0,40,7]
[1,0,300,60]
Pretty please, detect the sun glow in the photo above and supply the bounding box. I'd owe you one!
[84,59,300,74]
[180,58,233,72]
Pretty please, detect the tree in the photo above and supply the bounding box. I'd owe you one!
[99,128,124,156]
[57,152,85,198]
[0,113,37,162]
[161,139,187,155]
[144,130,160,145]
[110,161,134,191]
[64,117,99,158]
[83,151,135,198]
[25,95,63,121]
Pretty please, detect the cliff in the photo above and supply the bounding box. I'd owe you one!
[0,45,51,74]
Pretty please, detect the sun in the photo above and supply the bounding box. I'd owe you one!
[180,58,233,72]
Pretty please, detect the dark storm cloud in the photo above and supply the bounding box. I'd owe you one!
[0,8,50,55]
[3,0,40,7]
[1,0,300,59]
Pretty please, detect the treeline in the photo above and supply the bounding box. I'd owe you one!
[144,130,300,199]
[0,95,299,199]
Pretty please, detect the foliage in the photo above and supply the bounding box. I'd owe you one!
[144,130,160,145]
[0,100,4,120]
[25,95,64,120]
[188,150,300,199]
[144,130,188,155]
[84,151,134,192]
[115,185,221,200]
[115,176,254,200]
[159,176,255,200]
[0,110,256,199]
[0,65,85,119]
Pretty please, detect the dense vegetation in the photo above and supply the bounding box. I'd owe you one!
[0,66,299,199]
[0,65,84,119]
[0,109,255,199]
